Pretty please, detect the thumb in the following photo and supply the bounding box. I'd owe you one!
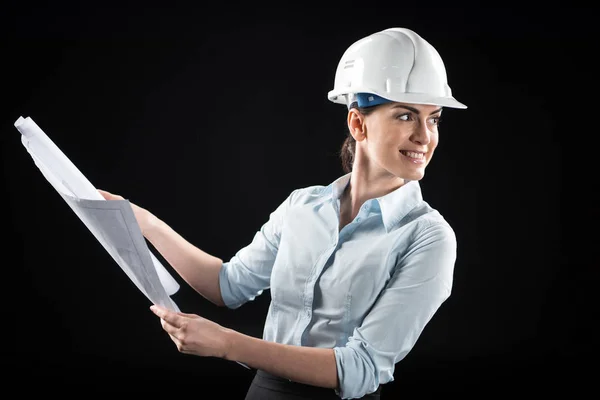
[97,189,123,201]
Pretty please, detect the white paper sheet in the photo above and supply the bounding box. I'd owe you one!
[15,116,180,312]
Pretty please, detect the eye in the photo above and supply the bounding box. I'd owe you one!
[396,113,411,121]
[429,115,443,126]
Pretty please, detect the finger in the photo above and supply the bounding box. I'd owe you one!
[97,189,122,200]
[150,305,183,328]
[167,333,188,354]
[168,333,181,348]
[150,305,195,319]
[160,318,179,336]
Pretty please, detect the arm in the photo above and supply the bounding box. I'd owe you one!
[98,189,225,306]
[150,305,339,388]
[141,187,299,308]
[225,331,339,389]
[218,188,299,309]
[144,214,225,306]
[333,222,457,398]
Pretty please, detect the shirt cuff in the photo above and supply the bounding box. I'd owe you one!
[218,261,241,309]
[334,344,380,399]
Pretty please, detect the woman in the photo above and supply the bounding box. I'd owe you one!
[100,27,467,399]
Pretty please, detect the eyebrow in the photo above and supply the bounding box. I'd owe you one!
[391,104,443,115]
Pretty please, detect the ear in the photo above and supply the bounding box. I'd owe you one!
[347,109,367,142]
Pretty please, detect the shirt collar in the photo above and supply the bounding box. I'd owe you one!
[376,179,423,232]
[326,173,423,232]
[330,172,352,200]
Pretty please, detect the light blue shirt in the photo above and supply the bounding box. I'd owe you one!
[219,172,457,399]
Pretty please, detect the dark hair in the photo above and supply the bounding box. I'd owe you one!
[340,103,379,173]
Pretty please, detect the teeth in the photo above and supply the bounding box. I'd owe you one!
[401,151,424,159]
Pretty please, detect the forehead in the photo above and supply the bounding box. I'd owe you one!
[386,102,443,113]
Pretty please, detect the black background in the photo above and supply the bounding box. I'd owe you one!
[2,3,597,398]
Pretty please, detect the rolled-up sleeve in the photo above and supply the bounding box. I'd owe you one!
[334,222,457,399]
[219,189,299,309]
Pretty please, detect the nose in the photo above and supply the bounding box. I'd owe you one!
[410,120,432,145]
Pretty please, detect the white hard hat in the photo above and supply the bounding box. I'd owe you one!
[328,28,467,109]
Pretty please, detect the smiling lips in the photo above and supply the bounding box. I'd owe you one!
[400,150,426,164]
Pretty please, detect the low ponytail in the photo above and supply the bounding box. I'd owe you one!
[340,135,356,173]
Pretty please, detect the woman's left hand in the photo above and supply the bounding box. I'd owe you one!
[150,305,231,358]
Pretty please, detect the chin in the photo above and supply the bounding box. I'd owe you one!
[396,169,425,181]
[409,174,425,181]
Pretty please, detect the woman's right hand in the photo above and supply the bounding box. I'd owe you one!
[97,189,155,236]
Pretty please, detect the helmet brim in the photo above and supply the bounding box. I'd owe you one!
[328,89,467,109]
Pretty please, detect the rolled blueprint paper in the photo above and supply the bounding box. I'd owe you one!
[16,116,103,200]
[15,116,180,311]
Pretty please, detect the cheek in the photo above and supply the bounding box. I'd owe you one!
[377,134,399,156]
[430,133,440,150]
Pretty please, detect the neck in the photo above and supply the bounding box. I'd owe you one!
[341,162,405,218]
